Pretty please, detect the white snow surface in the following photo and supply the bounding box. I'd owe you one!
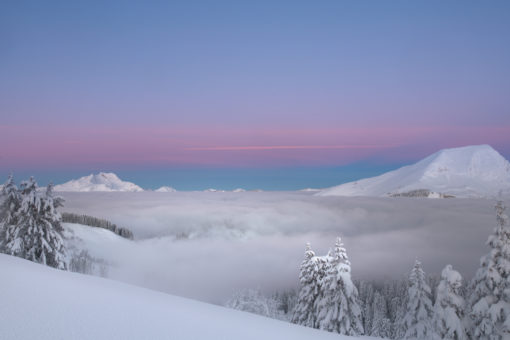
[54,172,144,192]
[0,254,373,340]
[318,145,510,198]
[155,186,177,192]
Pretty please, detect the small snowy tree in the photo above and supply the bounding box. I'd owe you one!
[403,260,435,340]
[316,237,364,336]
[226,288,278,318]
[358,280,375,333]
[371,291,392,338]
[468,201,510,339]
[433,265,467,340]
[0,174,21,249]
[3,178,67,269]
[292,243,328,327]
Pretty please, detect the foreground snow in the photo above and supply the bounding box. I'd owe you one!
[0,254,374,340]
[318,144,510,198]
[54,172,144,192]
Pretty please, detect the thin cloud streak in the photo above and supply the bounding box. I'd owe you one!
[185,145,397,151]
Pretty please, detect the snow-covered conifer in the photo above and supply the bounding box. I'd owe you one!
[0,174,21,249]
[433,265,467,340]
[226,288,278,318]
[316,237,363,336]
[292,243,321,327]
[3,178,67,269]
[468,201,510,339]
[358,280,375,333]
[403,260,435,340]
[371,291,392,338]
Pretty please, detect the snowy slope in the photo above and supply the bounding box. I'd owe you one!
[155,186,177,192]
[318,145,510,198]
[54,172,144,192]
[0,254,371,340]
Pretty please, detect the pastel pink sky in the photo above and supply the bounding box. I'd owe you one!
[2,1,510,173]
[2,125,509,169]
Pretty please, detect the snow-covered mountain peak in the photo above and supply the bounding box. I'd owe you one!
[54,172,144,192]
[318,145,510,198]
[155,186,177,192]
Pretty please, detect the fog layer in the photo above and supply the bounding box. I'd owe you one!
[62,191,497,303]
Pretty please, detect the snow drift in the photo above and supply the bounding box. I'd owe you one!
[318,145,510,198]
[0,254,367,340]
[54,172,144,192]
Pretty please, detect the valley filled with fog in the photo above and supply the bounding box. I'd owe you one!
[61,191,497,304]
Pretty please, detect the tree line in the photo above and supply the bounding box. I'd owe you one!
[290,200,509,339]
[62,212,134,239]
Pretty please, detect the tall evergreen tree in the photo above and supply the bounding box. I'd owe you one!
[316,237,364,336]
[3,178,67,269]
[403,260,435,340]
[468,201,510,339]
[0,174,21,248]
[434,265,467,340]
[292,243,322,327]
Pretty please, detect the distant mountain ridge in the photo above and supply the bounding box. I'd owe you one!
[318,145,510,198]
[155,186,177,192]
[54,172,144,192]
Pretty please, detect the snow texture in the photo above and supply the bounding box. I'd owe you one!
[54,172,144,192]
[318,145,510,198]
[0,254,376,340]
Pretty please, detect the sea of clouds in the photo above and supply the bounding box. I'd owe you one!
[61,191,498,304]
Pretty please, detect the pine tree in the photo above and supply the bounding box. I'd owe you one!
[226,288,278,318]
[292,243,322,327]
[403,260,435,340]
[468,201,510,339]
[316,237,364,336]
[390,278,409,339]
[371,291,392,338]
[0,174,21,249]
[433,265,467,340]
[358,280,375,333]
[3,178,67,269]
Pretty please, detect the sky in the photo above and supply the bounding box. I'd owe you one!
[1,1,510,189]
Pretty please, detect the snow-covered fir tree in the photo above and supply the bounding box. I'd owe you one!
[0,174,21,248]
[292,243,319,326]
[226,288,279,319]
[433,265,467,340]
[371,290,392,338]
[402,260,435,340]
[468,200,510,339]
[390,279,409,339]
[315,237,364,336]
[358,280,375,333]
[2,178,67,270]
